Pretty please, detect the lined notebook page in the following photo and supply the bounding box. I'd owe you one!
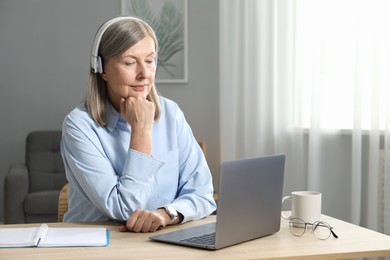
[39,227,108,247]
[0,226,108,248]
[0,227,40,247]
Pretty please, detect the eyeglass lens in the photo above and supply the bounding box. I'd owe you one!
[312,221,331,240]
[289,218,307,236]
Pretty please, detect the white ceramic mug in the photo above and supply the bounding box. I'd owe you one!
[281,191,322,223]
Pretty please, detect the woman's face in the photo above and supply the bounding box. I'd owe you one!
[101,36,156,110]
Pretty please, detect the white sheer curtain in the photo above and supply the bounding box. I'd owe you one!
[220,0,390,235]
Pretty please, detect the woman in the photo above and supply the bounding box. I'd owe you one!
[60,16,216,233]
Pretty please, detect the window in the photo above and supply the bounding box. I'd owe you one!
[294,0,390,130]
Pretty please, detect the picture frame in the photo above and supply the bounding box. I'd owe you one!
[121,0,188,83]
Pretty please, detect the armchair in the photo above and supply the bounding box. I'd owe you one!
[4,131,67,224]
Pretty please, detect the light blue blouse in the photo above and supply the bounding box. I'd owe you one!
[60,96,216,223]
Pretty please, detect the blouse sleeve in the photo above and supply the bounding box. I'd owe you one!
[165,108,217,222]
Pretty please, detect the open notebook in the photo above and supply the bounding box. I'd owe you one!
[150,154,286,250]
[0,224,109,248]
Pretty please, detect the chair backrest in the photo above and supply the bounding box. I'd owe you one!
[57,141,207,222]
[26,131,66,192]
[58,183,69,222]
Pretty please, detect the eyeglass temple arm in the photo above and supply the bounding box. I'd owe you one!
[330,227,338,238]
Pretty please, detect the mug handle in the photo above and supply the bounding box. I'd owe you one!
[281,196,292,220]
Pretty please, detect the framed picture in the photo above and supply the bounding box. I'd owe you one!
[121,0,188,83]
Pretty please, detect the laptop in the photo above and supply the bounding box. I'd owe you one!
[149,154,285,250]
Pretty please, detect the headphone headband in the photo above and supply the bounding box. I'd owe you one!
[91,16,143,74]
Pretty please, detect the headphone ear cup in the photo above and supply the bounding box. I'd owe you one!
[96,56,103,74]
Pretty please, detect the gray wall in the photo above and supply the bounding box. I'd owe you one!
[0,0,220,222]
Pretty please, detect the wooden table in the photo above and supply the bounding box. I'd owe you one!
[1,214,390,259]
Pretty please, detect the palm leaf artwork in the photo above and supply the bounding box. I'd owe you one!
[124,0,184,78]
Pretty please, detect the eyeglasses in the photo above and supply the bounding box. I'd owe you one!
[289,218,339,240]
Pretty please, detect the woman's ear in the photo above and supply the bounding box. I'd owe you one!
[100,72,107,81]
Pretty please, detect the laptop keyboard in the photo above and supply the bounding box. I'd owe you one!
[180,232,216,245]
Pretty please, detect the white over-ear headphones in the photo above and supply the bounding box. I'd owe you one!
[91,16,143,74]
